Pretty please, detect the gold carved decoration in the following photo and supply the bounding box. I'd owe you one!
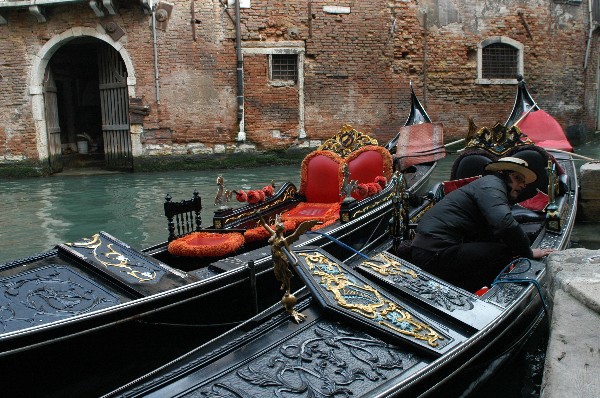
[299,252,443,347]
[350,190,394,218]
[318,124,378,158]
[360,252,419,279]
[67,234,157,282]
[464,122,534,156]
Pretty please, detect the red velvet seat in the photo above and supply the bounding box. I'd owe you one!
[299,150,344,203]
[346,145,393,200]
[168,231,245,257]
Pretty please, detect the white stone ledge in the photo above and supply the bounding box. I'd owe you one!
[542,248,600,397]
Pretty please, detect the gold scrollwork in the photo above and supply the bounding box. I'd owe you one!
[299,252,443,347]
[465,123,533,156]
[411,202,434,223]
[360,252,418,279]
[350,191,394,218]
[318,125,378,158]
[67,234,157,282]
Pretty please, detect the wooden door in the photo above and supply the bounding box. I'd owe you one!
[98,44,132,170]
[44,69,63,173]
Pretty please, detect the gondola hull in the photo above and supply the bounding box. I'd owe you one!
[103,94,580,397]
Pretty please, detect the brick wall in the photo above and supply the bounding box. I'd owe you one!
[0,0,596,165]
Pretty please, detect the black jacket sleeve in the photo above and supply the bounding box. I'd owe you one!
[477,181,534,258]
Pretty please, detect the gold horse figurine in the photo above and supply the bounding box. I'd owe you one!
[257,212,319,323]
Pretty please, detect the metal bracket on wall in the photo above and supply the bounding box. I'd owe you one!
[101,20,125,42]
[29,5,46,23]
[155,2,174,31]
[517,11,533,39]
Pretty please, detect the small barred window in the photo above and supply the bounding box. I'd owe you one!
[270,54,297,82]
[482,43,518,79]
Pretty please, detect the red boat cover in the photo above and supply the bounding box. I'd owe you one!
[395,123,446,171]
[517,109,573,152]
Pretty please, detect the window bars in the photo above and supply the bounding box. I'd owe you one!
[482,43,518,79]
[271,54,298,82]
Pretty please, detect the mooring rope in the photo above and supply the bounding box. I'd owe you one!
[491,257,549,316]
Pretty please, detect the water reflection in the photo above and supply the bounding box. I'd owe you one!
[0,143,599,264]
[0,166,299,263]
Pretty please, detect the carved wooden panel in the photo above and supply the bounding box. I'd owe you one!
[0,265,120,333]
[59,231,192,297]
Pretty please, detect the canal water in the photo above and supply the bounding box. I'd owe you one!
[0,139,598,397]
[0,166,302,264]
[1,148,598,265]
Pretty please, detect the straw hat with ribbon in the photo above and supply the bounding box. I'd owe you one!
[484,156,537,184]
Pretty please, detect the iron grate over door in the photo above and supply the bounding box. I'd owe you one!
[44,68,63,173]
[98,44,132,170]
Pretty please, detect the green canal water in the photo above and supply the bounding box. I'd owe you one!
[1,146,598,264]
[0,165,301,264]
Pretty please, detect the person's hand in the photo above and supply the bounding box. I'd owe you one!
[532,248,556,259]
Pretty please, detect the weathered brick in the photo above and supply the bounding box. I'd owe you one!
[0,0,595,165]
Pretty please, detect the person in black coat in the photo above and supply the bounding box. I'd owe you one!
[411,156,555,292]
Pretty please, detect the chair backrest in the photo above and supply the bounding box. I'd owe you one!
[299,150,344,203]
[164,191,202,241]
[299,125,394,203]
[346,145,393,183]
[450,151,495,180]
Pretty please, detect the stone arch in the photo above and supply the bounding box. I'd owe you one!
[30,26,137,162]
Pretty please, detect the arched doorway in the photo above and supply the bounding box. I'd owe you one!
[44,37,132,172]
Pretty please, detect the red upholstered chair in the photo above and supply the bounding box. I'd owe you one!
[280,150,344,228]
[299,150,344,203]
[286,126,395,229]
[345,145,393,200]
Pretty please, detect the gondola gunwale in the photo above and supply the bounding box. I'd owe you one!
[101,247,550,398]
[0,256,256,357]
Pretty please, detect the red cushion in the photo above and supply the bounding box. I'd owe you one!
[347,150,385,183]
[345,146,393,200]
[168,232,244,257]
[283,202,340,220]
[300,151,343,203]
[442,175,481,195]
[518,190,549,212]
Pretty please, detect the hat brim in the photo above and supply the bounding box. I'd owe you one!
[485,161,537,184]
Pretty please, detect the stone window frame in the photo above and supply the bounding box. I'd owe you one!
[242,41,306,137]
[242,42,304,87]
[476,37,523,85]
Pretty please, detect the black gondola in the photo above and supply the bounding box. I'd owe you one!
[505,75,539,128]
[385,82,432,152]
[104,84,578,398]
[0,91,441,395]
